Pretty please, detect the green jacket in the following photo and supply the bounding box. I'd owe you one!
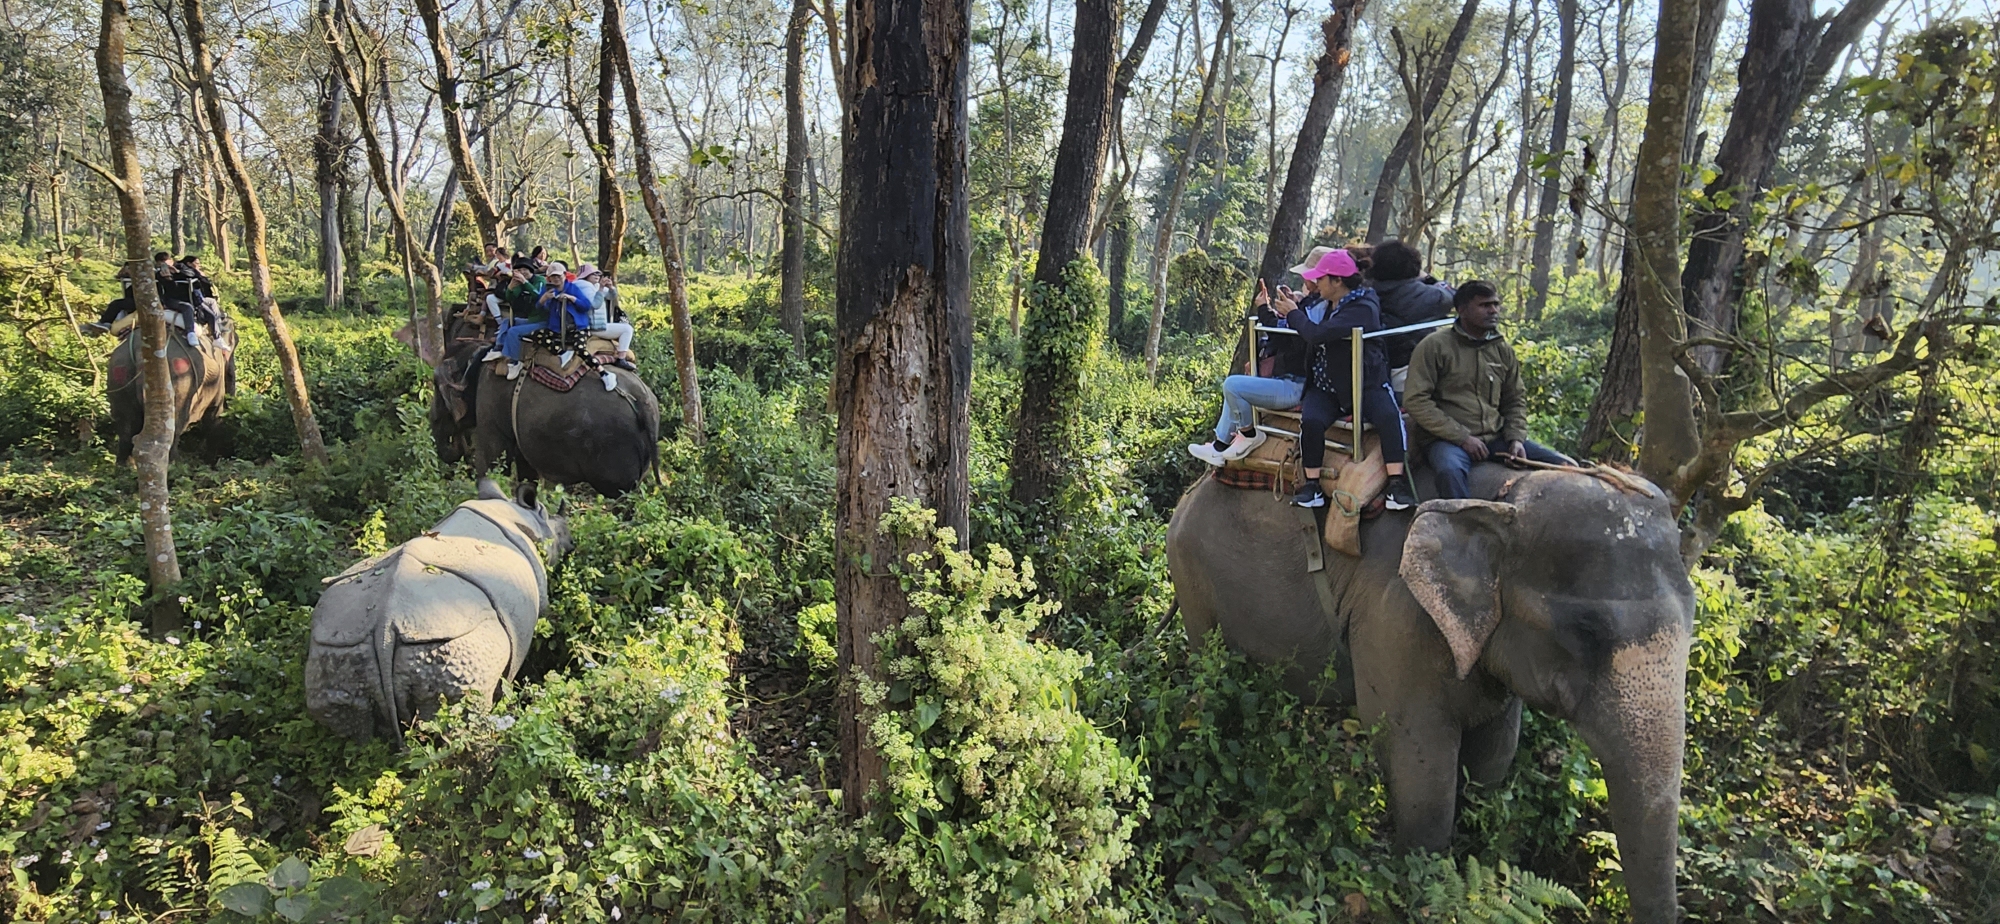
[502,279,547,323]
[1402,324,1527,446]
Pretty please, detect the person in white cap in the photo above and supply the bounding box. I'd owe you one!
[1188,246,1336,467]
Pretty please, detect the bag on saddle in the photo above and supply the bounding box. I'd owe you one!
[1217,407,1388,558]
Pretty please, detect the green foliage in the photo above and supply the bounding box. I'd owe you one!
[857,501,1145,922]
[1379,854,1584,923]
[1166,249,1249,340]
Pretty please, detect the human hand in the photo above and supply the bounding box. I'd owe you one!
[1458,437,1489,462]
[1254,279,1270,307]
[1505,440,1525,460]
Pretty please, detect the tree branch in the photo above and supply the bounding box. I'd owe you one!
[1715,318,1939,443]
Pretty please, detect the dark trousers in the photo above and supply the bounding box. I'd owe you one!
[1425,437,1571,499]
[1299,382,1407,470]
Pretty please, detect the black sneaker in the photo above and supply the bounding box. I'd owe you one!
[1293,480,1326,508]
[1384,476,1415,511]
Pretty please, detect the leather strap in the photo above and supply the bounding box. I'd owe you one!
[1291,503,1340,621]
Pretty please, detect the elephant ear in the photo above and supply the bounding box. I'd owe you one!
[1399,499,1518,680]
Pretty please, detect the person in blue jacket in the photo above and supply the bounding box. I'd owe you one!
[1279,248,1414,511]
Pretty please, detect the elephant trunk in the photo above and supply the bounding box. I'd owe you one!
[1577,628,1689,924]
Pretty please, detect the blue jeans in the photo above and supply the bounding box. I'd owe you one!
[498,321,547,361]
[1212,375,1305,442]
[1426,437,1571,499]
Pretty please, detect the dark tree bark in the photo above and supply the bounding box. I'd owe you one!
[1144,0,1233,378]
[1524,0,1577,320]
[1580,0,1882,451]
[414,0,504,248]
[1255,0,1363,293]
[594,23,623,272]
[780,0,810,356]
[1363,0,1479,243]
[1681,0,1891,373]
[1084,0,1171,251]
[169,166,187,256]
[1107,198,1131,332]
[1009,0,1119,507]
[833,0,972,840]
[605,0,704,441]
[314,0,347,309]
[90,0,183,636]
[1630,0,1702,501]
[183,0,330,464]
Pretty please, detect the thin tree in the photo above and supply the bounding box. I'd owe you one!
[1254,0,1364,293]
[87,0,182,636]
[1524,0,1578,319]
[1010,0,1120,507]
[604,0,704,441]
[1144,0,1233,379]
[780,0,811,356]
[595,13,623,272]
[181,0,330,464]
[833,0,973,847]
[313,0,347,309]
[414,0,505,248]
[324,0,447,365]
[1363,0,1479,243]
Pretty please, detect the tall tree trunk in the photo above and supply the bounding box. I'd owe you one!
[91,0,183,636]
[1106,198,1131,334]
[1009,0,1118,508]
[315,23,348,309]
[1255,0,1363,292]
[1259,7,1297,235]
[1085,0,1171,251]
[324,0,445,365]
[595,25,624,272]
[1630,0,1702,497]
[605,0,703,440]
[1680,0,1890,373]
[834,0,972,870]
[781,0,811,356]
[169,166,187,256]
[1446,0,1516,261]
[1364,0,1479,243]
[1524,0,1578,320]
[183,0,330,464]
[414,0,504,248]
[1144,0,1233,378]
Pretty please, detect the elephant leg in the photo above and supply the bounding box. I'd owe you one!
[1458,697,1522,788]
[1377,704,1464,852]
[116,432,134,465]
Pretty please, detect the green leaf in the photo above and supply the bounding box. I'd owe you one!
[274,894,311,922]
[473,887,503,911]
[270,856,311,891]
[915,698,942,732]
[218,882,272,917]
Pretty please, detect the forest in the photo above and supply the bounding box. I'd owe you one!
[1,0,1998,918]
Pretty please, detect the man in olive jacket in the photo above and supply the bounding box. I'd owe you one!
[1402,280,1573,499]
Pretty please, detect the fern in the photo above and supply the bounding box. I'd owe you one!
[202,825,266,895]
[1396,854,1585,923]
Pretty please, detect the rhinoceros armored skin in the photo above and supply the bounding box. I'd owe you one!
[306,480,568,742]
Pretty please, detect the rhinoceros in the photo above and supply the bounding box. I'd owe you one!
[305,479,571,743]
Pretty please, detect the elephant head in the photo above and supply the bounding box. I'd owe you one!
[1399,471,1693,924]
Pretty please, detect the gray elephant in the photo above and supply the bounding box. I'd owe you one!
[306,479,571,743]
[1168,464,1693,924]
[106,321,237,463]
[473,363,660,496]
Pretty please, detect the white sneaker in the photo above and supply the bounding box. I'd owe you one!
[601,372,617,392]
[558,351,574,366]
[1188,442,1227,467]
[1219,430,1267,461]
[186,331,200,346]
[482,348,504,362]
[506,362,522,380]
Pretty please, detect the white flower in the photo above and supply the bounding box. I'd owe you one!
[165,636,181,646]
[522,848,543,859]
[490,714,517,731]
[605,874,620,886]
[14,854,39,867]
[94,849,107,863]
[99,911,113,920]
[611,906,622,921]
[583,839,594,849]
[471,880,492,891]
[534,915,550,924]
[193,620,203,629]
[117,684,133,694]
[59,850,73,864]
[437,889,450,898]
[95,821,111,832]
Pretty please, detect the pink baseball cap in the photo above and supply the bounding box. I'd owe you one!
[1300,249,1359,281]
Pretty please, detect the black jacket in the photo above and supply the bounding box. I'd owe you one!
[1374,276,1455,368]
[1286,287,1388,401]
[1256,293,1321,380]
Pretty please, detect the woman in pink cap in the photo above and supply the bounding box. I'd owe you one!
[1277,247,1413,510]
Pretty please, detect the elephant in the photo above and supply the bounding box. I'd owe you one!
[472,361,660,496]
[429,309,498,466]
[305,479,571,744]
[106,319,238,463]
[1167,463,1693,924]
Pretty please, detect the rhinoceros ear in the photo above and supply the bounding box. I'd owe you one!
[476,477,506,501]
[1399,499,1517,680]
[514,481,540,510]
